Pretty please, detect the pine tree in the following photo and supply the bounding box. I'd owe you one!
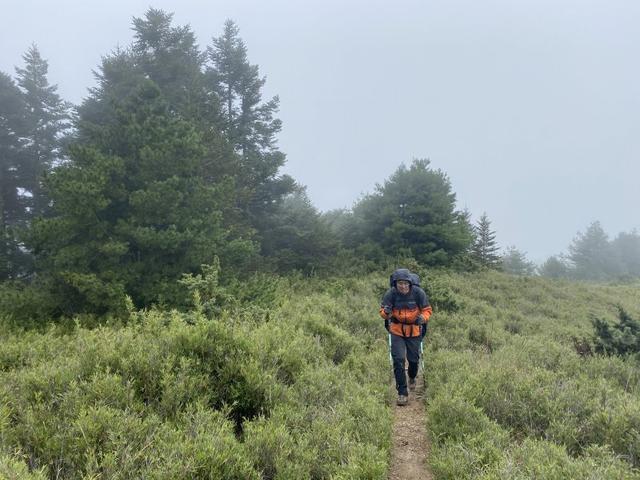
[29,81,253,314]
[0,72,29,279]
[568,221,614,281]
[472,213,500,268]
[131,9,209,120]
[501,246,535,276]
[260,187,339,272]
[538,255,570,279]
[611,230,640,279]
[351,159,472,265]
[206,20,294,229]
[15,44,71,218]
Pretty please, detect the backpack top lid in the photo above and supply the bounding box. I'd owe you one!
[389,268,412,287]
[409,273,420,287]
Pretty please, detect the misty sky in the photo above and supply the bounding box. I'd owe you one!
[2,0,638,262]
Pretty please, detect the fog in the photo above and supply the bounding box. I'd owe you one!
[2,0,638,262]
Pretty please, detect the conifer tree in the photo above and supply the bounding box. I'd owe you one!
[538,255,570,279]
[207,20,294,230]
[15,44,71,217]
[351,159,472,265]
[78,10,289,246]
[611,230,640,278]
[472,213,500,268]
[131,9,209,120]
[568,221,615,281]
[29,81,253,314]
[260,187,338,272]
[0,72,29,279]
[76,11,252,241]
[501,246,535,276]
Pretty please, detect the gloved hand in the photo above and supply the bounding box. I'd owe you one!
[383,306,392,318]
[415,315,425,325]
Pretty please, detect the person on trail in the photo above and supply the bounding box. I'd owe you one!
[380,268,432,406]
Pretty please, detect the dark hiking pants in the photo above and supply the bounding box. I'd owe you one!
[390,334,422,396]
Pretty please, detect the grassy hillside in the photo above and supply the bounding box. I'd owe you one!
[1,269,639,479]
[423,269,640,479]
[0,275,391,479]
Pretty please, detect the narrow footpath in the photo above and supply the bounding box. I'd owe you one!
[388,373,433,480]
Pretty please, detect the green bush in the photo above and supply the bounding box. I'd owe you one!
[424,270,640,477]
[482,439,639,480]
[0,271,394,478]
[0,451,48,479]
[593,307,640,356]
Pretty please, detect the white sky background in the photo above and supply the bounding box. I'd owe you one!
[1,0,638,263]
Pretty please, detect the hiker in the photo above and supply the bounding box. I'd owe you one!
[380,268,432,406]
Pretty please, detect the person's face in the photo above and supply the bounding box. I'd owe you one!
[397,280,410,294]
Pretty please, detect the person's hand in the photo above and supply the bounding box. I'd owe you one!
[383,306,392,318]
[421,322,428,338]
[415,315,425,325]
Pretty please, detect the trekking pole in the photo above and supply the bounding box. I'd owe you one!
[388,332,393,367]
[419,322,428,373]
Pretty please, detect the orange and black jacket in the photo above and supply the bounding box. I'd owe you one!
[379,286,432,337]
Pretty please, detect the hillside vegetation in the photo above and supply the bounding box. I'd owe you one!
[423,269,640,479]
[1,268,639,479]
[0,274,391,479]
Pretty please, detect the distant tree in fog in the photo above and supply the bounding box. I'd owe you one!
[501,246,535,276]
[611,230,640,278]
[0,71,28,279]
[15,44,72,217]
[538,255,570,279]
[568,221,616,281]
[472,213,500,268]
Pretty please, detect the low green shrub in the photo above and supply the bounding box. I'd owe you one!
[424,270,640,478]
[430,430,508,479]
[429,394,507,446]
[593,307,640,356]
[482,439,639,480]
[0,271,393,478]
[0,451,48,479]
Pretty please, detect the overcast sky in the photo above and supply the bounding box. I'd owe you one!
[2,0,638,262]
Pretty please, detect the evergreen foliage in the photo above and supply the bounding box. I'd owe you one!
[351,159,472,265]
[568,221,615,281]
[0,47,70,281]
[471,212,501,268]
[538,255,570,279]
[593,307,640,356]
[14,45,71,217]
[501,246,535,276]
[76,10,294,260]
[207,20,295,233]
[611,230,640,279]
[259,188,339,273]
[0,71,29,280]
[28,81,253,314]
[538,225,640,282]
[131,9,206,115]
[1,9,327,315]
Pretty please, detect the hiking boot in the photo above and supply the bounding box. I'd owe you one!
[397,395,408,406]
[408,377,416,391]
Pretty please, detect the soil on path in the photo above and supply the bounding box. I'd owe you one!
[388,373,433,480]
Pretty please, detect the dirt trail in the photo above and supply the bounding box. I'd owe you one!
[388,373,433,480]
